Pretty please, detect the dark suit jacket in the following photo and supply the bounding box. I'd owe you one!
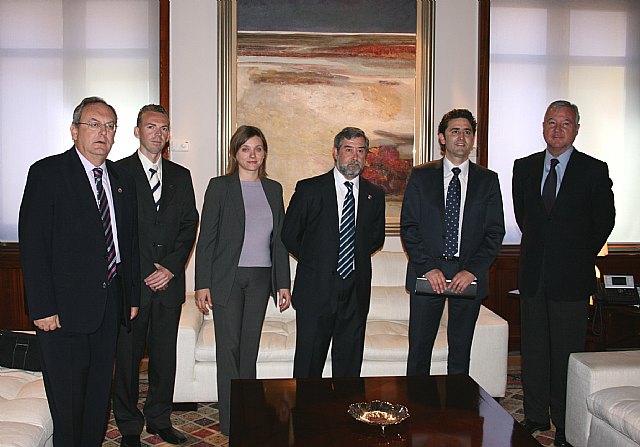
[513,149,615,300]
[281,170,386,316]
[19,147,140,333]
[401,159,505,299]
[195,172,291,305]
[116,153,198,308]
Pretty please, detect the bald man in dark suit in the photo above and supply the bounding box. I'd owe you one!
[19,96,140,447]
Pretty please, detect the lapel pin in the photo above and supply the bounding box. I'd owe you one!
[117,187,123,193]
[368,194,372,200]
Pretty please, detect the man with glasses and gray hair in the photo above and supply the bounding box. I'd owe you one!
[19,96,140,446]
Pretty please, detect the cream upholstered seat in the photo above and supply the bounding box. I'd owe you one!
[0,367,52,447]
[174,251,509,403]
[567,350,640,447]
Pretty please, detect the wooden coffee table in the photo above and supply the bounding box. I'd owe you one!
[230,374,539,446]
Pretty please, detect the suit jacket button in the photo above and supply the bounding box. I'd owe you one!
[102,282,107,289]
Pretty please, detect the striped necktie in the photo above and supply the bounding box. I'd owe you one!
[93,168,117,282]
[149,166,161,211]
[337,181,356,279]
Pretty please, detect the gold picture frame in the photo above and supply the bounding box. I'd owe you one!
[217,0,435,234]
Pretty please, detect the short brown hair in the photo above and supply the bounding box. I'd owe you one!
[136,104,169,127]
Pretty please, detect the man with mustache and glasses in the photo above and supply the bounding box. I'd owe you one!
[401,109,505,380]
[113,104,198,447]
[282,127,385,378]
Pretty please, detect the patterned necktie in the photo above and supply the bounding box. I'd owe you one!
[93,168,117,282]
[337,181,356,279]
[542,158,559,213]
[149,166,161,211]
[443,167,461,258]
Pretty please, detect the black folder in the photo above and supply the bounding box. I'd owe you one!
[415,278,477,298]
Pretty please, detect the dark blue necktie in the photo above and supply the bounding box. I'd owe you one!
[443,167,461,258]
[542,158,559,213]
[337,181,356,279]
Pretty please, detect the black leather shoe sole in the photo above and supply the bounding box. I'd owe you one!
[146,426,187,445]
[120,435,141,447]
[521,418,551,434]
[554,430,573,447]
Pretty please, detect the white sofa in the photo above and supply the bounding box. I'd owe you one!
[174,251,509,403]
[0,367,52,447]
[566,350,640,447]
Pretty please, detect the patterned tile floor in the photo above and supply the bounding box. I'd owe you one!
[103,380,228,446]
[503,369,555,447]
[103,368,552,446]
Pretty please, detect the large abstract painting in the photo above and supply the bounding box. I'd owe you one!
[218,0,435,233]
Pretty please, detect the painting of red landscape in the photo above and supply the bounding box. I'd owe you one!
[237,32,416,224]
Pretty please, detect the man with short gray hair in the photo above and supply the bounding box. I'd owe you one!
[513,100,615,447]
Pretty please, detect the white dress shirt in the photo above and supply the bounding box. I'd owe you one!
[76,148,121,263]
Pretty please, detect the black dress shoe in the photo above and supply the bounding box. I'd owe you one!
[521,418,551,434]
[120,435,141,447]
[146,426,187,445]
[554,429,573,447]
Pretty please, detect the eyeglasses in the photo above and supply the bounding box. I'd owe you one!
[76,121,118,132]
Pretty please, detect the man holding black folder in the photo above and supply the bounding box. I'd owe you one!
[401,109,505,376]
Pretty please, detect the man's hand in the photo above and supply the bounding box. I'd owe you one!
[448,270,476,293]
[424,269,447,294]
[195,288,212,315]
[144,263,174,292]
[278,289,292,312]
[130,307,139,320]
[34,314,61,331]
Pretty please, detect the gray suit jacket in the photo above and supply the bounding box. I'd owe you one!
[195,172,291,305]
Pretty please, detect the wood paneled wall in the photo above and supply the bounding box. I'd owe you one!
[0,243,32,330]
[2,242,639,349]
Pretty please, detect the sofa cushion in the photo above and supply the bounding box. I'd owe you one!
[368,287,410,321]
[587,385,640,445]
[195,313,297,363]
[257,319,296,362]
[371,251,408,287]
[0,367,52,447]
[364,321,448,363]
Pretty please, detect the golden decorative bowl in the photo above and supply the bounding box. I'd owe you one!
[348,400,410,433]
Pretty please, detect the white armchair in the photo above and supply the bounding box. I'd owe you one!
[566,350,640,447]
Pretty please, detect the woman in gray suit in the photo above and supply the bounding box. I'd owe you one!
[194,125,291,436]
